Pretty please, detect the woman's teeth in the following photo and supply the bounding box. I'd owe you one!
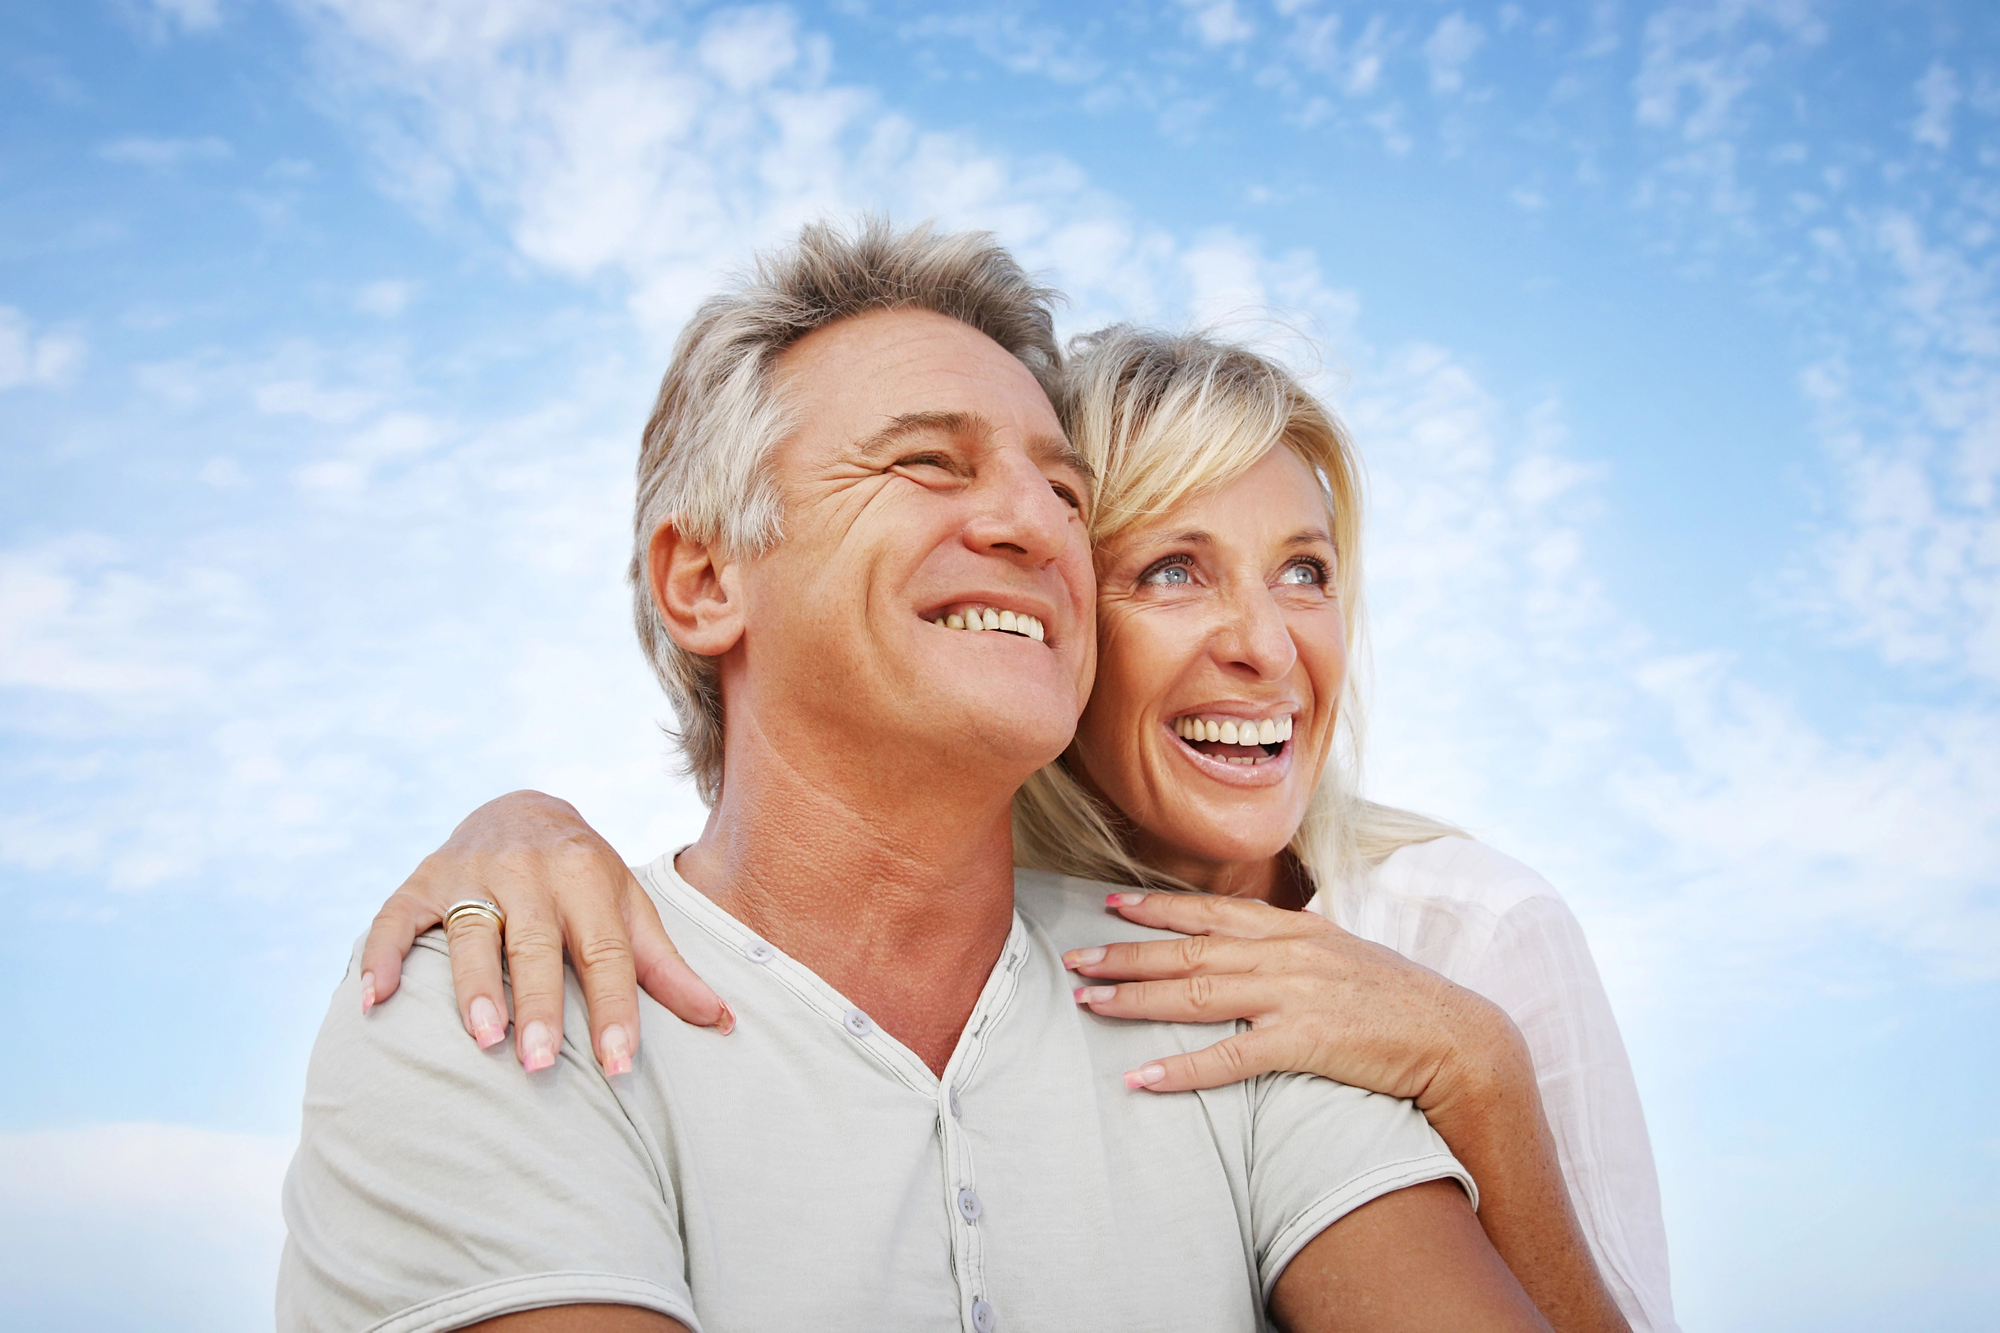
[930,607,1046,641]
[1168,712,1296,764]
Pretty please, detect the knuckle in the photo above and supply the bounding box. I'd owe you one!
[503,922,563,962]
[1175,934,1211,970]
[1184,974,1218,1010]
[574,933,636,976]
[1211,1038,1253,1079]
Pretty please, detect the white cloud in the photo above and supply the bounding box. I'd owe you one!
[1801,209,2000,683]
[0,306,85,389]
[98,134,233,170]
[697,5,803,93]
[1422,13,1483,95]
[0,537,231,696]
[895,10,1104,85]
[1912,62,1959,150]
[1179,0,1254,48]
[0,1124,290,1333]
[353,278,414,316]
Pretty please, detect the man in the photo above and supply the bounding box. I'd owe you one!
[278,219,1550,1332]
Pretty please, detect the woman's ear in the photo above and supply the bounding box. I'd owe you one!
[648,521,745,658]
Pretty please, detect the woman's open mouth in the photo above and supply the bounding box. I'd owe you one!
[1168,713,1291,766]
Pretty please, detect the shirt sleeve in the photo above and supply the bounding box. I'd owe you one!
[1246,1072,1474,1301]
[1460,895,1681,1333]
[276,934,699,1333]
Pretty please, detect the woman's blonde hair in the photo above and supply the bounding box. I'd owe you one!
[1011,325,1459,895]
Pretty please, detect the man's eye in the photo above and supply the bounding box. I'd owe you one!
[1141,561,1194,587]
[895,452,953,472]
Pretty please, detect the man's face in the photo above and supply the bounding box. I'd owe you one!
[727,308,1097,795]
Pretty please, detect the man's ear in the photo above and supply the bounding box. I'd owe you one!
[648,521,746,658]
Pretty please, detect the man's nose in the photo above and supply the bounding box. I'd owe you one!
[1213,582,1297,682]
[961,446,1077,567]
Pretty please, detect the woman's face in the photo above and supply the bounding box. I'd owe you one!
[1072,445,1346,882]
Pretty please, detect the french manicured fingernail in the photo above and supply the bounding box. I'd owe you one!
[1105,892,1145,908]
[1065,946,1107,966]
[360,972,377,1014]
[1124,1064,1166,1090]
[714,1001,736,1037]
[1074,986,1116,1005]
[470,996,506,1048]
[601,1024,633,1076]
[520,1020,556,1072]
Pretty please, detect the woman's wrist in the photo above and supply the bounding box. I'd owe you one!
[1415,988,1541,1133]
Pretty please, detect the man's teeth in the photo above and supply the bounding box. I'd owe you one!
[931,607,1046,641]
[1172,714,1295,747]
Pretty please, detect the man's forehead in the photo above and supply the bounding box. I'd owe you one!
[771,308,1072,459]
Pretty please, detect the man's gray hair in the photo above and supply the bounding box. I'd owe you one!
[631,217,1064,804]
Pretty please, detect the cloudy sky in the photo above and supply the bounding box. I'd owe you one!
[2,0,1996,1329]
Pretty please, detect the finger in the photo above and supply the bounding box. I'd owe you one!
[357,880,448,1013]
[626,885,731,1033]
[1072,974,1277,1025]
[1063,932,1274,981]
[1103,889,1321,941]
[498,901,572,1075]
[442,910,510,1050]
[1121,1029,1292,1093]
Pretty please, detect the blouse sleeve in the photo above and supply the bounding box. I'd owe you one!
[1459,893,1681,1333]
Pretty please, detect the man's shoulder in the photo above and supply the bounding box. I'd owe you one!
[1011,867,1191,952]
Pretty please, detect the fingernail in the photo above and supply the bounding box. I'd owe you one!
[1065,946,1106,967]
[360,971,376,1015]
[1074,986,1115,1005]
[520,1020,556,1072]
[1123,1064,1166,1090]
[714,1001,736,1037]
[1105,892,1145,908]
[601,1023,633,1076]
[470,996,507,1048]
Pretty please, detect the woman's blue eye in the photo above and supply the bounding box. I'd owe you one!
[1142,563,1193,586]
[1278,562,1323,586]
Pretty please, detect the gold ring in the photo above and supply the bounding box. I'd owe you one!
[443,898,506,933]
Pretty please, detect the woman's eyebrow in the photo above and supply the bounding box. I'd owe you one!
[1286,528,1334,547]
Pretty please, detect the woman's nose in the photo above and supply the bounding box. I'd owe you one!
[1214,584,1297,681]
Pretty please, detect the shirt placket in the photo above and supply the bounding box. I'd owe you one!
[938,925,1027,1333]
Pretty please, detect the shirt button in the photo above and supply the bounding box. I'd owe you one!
[957,1188,982,1222]
[744,941,775,964]
[948,1086,962,1119]
[971,1298,995,1333]
[843,1008,874,1037]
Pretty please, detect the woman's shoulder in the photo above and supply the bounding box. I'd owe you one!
[1368,835,1564,913]
[1319,836,1572,963]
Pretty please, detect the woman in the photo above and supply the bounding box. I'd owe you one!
[362,326,1676,1333]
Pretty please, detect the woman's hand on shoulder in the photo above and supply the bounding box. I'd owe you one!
[1063,891,1525,1114]
[359,790,730,1077]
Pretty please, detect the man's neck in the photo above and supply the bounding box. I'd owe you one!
[674,735,1022,1077]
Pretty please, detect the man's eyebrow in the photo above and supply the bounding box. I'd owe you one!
[1029,432,1097,483]
[852,411,1096,485]
[852,410,987,458]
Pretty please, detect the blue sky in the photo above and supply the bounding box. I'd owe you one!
[2,1,1996,1329]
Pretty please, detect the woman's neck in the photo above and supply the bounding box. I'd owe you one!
[1132,840,1315,912]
